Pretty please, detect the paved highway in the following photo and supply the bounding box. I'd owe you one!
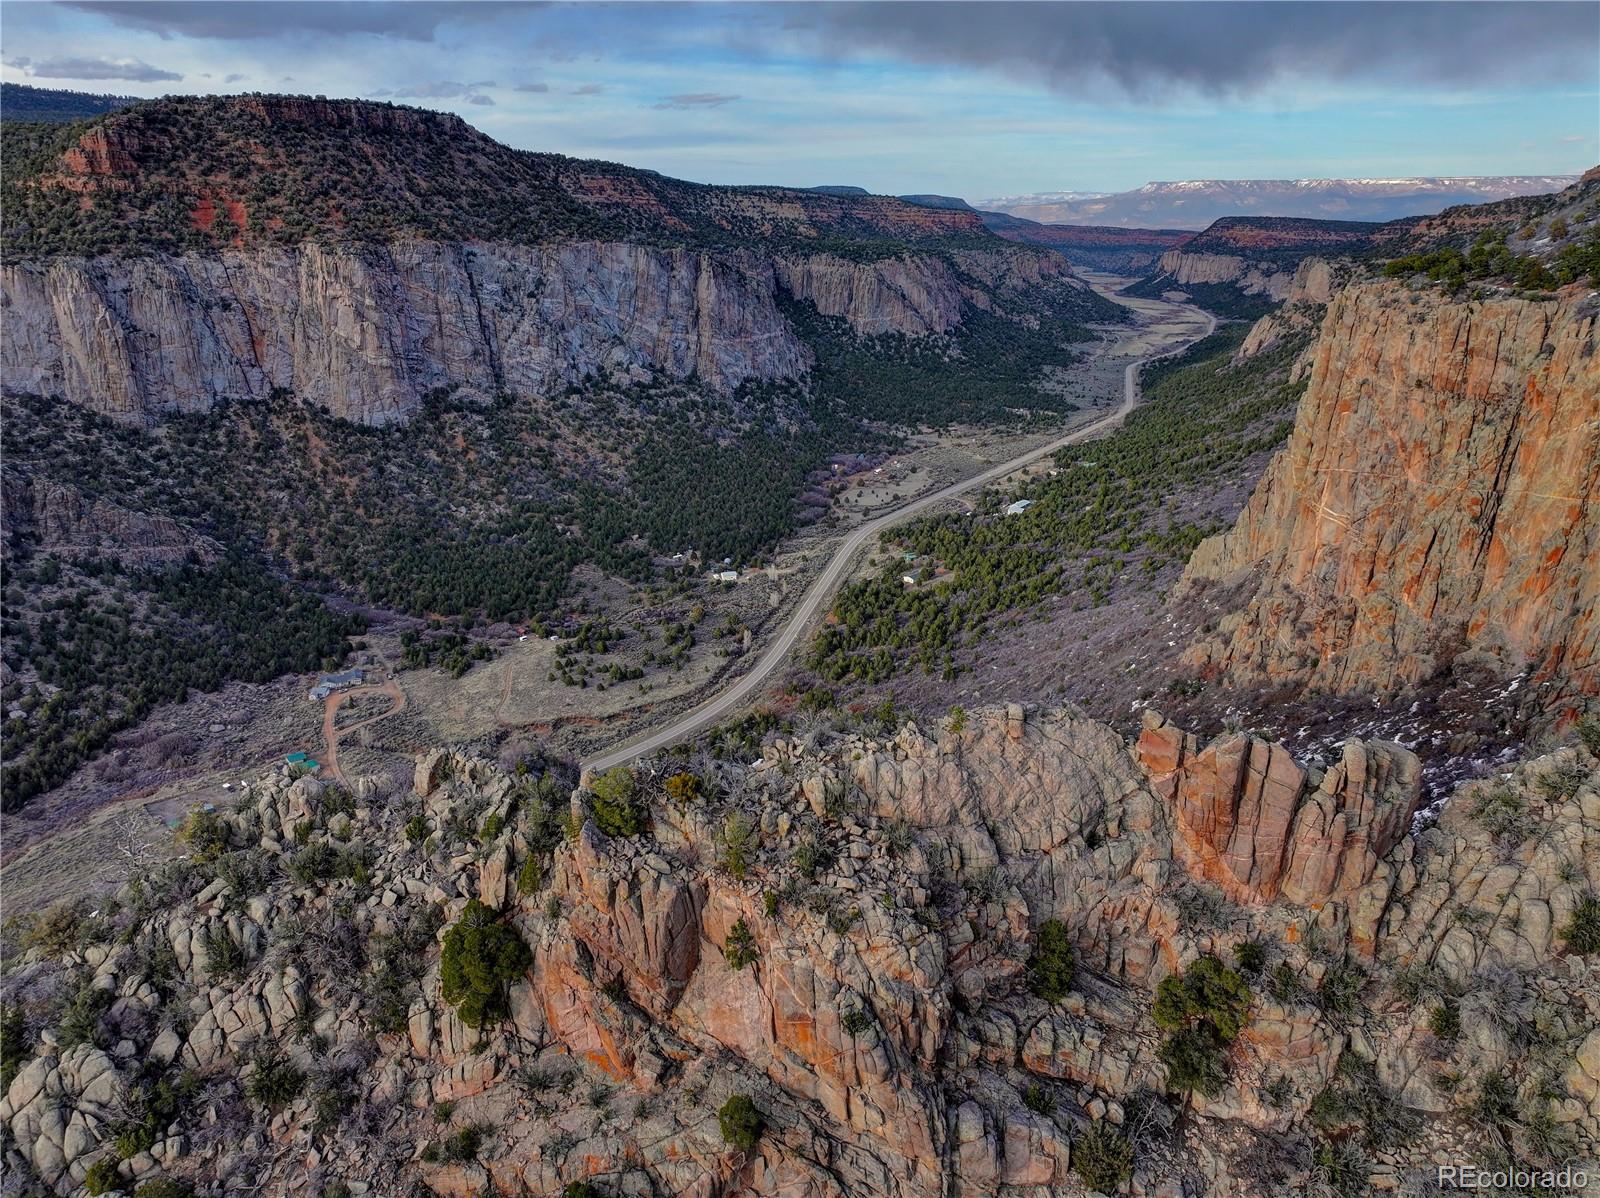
[584,294,1216,773]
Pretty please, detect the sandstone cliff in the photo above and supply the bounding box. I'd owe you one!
[0,241,1089,426]
[1147,249,1296,301]
[1232,257,1354,369]
[3,93,1109,426]
[1183,280,1600,713]
[5,706,1596,1196]
[1124,214,1397,314]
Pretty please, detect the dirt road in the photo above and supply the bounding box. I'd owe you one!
[583,287,1215,773]
[321,679,407,786]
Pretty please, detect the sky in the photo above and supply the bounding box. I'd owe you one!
[1,1,1595,199]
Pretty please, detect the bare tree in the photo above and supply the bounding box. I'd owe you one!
[112,810,159,878]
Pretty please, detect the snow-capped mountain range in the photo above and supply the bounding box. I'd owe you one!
[979,175,1580,229]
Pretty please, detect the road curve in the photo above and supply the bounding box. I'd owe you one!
[322,679,407,786]
[583,296,1216,773]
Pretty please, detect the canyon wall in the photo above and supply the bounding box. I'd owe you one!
[1,242,1074,426]
[2,242,807,426]
[1147,248,1296,300]
[1232,257,1356,372]
[1183,280,1600,709]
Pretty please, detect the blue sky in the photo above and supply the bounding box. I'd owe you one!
[1,1,1595,199]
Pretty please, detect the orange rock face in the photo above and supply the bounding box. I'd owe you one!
[1137,711,1422,906]
[1182,280,1600,712]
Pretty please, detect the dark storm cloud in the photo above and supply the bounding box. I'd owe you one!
[795,1,1600,97]
[61,1,546,42]
[652,92,742,110]
[24,54,182,81]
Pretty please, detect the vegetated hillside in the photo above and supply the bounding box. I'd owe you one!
[1,94,991,260]
[1370,165,1600,290]
[4,704,1597,1196]
[0,545,363,811]
[0,82,138,124]
[805,324,1305,687]
[0,370,827,807]
[895,193,973,210]
[984,175,1583,228]
[1163,216,1384,262]
[1376,164,1600,254]
[0,96,1132,809]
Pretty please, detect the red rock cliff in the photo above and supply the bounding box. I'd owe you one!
[1181,280,1600,710]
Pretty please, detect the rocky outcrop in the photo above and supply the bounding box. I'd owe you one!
[1183,280,1600,712]
[1,241,1083,426]
[1,472,219,563]
[1136,712,1422,951]
[4,711,1596,1197]
[1148,249,1296,300]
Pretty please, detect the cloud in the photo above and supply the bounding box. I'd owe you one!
[790,1,1600,100]
[571,83,605,95]
[223,73,245,84]
[61,1,546,42]
[653,92,742,110]
[514,82,550,93]
[22,55,182,82]
[385,80,494,103]
[392,81,469,98]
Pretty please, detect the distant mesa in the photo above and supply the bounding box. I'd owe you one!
[1,81,139,123]
[895,194,975,211]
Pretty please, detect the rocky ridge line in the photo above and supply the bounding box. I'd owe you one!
[3,703,1596,1196]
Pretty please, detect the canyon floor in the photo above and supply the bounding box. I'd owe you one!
[0,279,1209,918]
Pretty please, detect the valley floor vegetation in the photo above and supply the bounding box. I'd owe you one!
[0,282,1115,807]
[806,325,1305,686]
[0,550,361,809]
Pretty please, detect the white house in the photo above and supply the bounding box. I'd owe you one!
[1004,499,1035,516]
